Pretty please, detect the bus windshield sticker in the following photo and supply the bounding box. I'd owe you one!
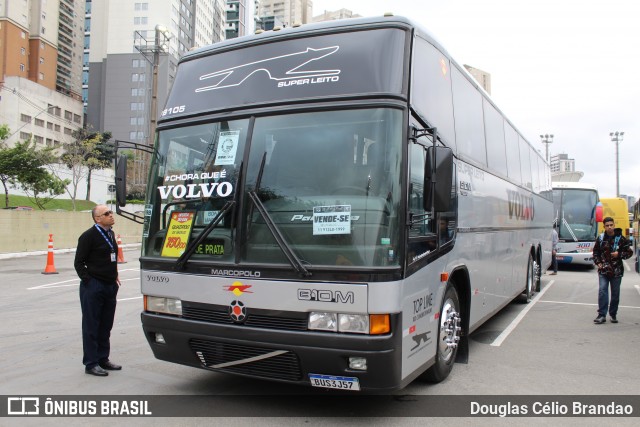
[161,211,196,257]
[312,205,351,235]
[200,210,221,225]
[157,180,234,200]
[215,130,240,166]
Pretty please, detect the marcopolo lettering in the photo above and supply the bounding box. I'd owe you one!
[507,189,535,221]
[157,182,233,200]
[298,288,355,304]
[211,269,261,278]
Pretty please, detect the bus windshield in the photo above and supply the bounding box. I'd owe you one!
[142,108,404,268]
[553,188,598,241]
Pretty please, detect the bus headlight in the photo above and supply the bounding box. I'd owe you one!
[309,313,390,335]
[145,295,182,316]
[308,312,337,331]
[338,314,369,334]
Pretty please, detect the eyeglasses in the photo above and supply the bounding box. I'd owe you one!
[97,211,113,217]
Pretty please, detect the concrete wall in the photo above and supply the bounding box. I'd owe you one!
[0,211,143,253]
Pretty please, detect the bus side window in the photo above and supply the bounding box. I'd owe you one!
[438,164,457,246]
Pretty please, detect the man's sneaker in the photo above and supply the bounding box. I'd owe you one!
[610,316,618,323]
[593,316,606,324]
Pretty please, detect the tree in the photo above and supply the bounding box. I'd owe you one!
[0,124,16,207]
[0,133,69,209]
[59,129,114,210]
[20,164,70,210]
[79,129,113,201]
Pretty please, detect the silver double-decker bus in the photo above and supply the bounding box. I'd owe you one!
[116,15,552,391]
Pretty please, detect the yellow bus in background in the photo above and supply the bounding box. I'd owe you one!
[597,198,631,239]
[632,200,639,273]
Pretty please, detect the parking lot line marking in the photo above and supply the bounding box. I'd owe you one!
[118,296,143,302]
[538,300,596,307]
[636,285,640,297]
[28,279,78,290]
[538,300,640,309]
[28,277,139,290]
[490,279,555,347]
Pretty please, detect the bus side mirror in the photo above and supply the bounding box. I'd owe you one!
[424,146,453,212]
[115,154,128,207]
[595,202,603,224]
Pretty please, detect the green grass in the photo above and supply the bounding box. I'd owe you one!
[2,194,97,211]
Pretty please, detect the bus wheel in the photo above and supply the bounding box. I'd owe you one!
[520,253,535,303]
[422,282,462,383]
[533,256,541,292]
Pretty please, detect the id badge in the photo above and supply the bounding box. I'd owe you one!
[111,252,116,262]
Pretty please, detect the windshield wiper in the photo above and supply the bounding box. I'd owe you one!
[175,200,236,270]
[562,214,578,242]
[175,162,243,270]
[248,191,311,277]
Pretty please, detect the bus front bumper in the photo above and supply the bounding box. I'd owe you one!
[141,312,406,392]
[556,252,594,265]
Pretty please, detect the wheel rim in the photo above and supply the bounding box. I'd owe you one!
[438,298,461,363]
[533,259,540,289]
[526,257,533,296]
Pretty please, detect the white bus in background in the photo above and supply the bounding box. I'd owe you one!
[116,15,553,392]
[552,182,603,266]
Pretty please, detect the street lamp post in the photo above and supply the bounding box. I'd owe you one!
[610,131,624,197]
[133,25,171,185]
[539,133,554,163]
[149,25,171,147]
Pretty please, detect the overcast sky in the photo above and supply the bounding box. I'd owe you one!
[312,0,640,199]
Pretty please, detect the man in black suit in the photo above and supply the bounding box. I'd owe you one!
[74,205,122,376]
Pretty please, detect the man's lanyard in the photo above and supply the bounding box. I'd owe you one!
[612,235,621,252]
[605,233,621,252]
[94,224,115,253]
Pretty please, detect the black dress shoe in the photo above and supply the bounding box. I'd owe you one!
[99,360,122,370]
[85,365,108,376]
[593,316,606,324]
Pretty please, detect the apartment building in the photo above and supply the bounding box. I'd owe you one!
[258,0,312,27]
[0,0,84,148]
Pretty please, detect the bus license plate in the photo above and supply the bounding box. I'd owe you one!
[309,374,360,391]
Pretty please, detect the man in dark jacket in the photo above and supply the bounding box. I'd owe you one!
[592,217,633,324]
[74,205,122,376]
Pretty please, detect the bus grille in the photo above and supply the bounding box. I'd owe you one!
[182,305,308,331]
[190,339,302,381]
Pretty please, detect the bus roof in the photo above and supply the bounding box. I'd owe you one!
[167,14,541,164]
[182,15,425,62]
[552,182,598,191]
[600,197,629,211]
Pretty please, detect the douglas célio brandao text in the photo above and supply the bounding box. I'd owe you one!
[470,400,634,417]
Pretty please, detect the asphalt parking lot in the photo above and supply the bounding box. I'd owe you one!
[0,250,639,425]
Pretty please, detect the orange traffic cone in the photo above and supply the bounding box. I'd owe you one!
[116,234,127,264]
[42,234,59,274]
